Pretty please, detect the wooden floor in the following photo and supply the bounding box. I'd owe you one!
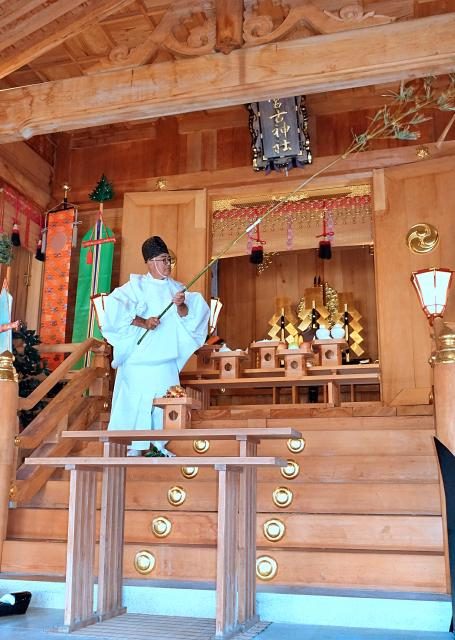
[54,613,270,639]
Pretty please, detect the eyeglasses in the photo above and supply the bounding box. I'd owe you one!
[148,256,175,266]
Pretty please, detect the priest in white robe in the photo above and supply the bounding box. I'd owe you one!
[101,236,210,455]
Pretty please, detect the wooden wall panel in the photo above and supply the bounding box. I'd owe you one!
[374,156,455,403]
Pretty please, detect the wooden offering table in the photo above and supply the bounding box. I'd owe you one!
[210,350,248,379]
[250,341,281,369]
[184,372,380,406]
[27,427,299,638]
[312,339,348,366]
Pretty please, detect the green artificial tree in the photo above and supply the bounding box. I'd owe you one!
[0,232,13,265]
[89,174,115,204]
[13,325,51,429]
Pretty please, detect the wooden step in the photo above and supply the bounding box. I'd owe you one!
[45,455,438,484]
[7,508,443,553]
[1,540,446,592]
[24,480,442,515]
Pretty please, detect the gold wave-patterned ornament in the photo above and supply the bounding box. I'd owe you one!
[298,287,365,358]
[406,223,439,254]
[268,297,299,346]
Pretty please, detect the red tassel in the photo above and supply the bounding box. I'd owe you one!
[35,239,45,262]
[86,249,93,265]
[11,223,20,247]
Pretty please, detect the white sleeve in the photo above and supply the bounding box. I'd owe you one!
[101,283,145,367]
[174,292,210,370]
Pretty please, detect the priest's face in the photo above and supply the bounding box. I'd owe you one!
[147,253,173,279]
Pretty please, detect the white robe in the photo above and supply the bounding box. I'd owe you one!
[101,273,209,448]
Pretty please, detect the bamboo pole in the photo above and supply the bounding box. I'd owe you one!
[0,350,18,566]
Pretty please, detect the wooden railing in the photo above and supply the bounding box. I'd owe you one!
[11,338,112,504]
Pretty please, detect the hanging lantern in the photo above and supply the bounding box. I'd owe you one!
[411,267,454,322]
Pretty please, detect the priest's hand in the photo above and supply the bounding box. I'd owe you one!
[132,315,160,330]
[173,291,188,317]
[144,316,160,330]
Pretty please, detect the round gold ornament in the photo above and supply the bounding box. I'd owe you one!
[263,518,286,542]
[280,459,300,480]
[406,223,439,254]
[193,439,210,454]
[181,466,199,479]
[134,550,156,575]
[167,485,186,506]
[287,438,305,453]
[256,555,278,581]
[272,486,293,508]
[151,516,172,538]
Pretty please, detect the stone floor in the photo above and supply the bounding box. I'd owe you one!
[0,609,452,640]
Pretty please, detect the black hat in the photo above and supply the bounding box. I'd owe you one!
[142,236,169,262]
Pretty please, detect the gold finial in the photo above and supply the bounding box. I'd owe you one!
[62,183,71,198]
[167,485,186,506]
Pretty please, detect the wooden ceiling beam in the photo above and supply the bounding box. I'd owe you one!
[0,13,454,143]
[0,0,135,80]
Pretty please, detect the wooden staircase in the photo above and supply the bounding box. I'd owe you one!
[3,401,445,595]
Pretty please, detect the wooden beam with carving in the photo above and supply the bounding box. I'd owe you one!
[215,0,243,54]
[0,13,454,143]
[0,0,135,81]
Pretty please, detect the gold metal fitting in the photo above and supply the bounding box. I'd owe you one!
[256,555,278,581]
[434,324,455,364]
[155,178,168,191]
[287,438,305,454]
[103,401,109,410]
[280,459,300,480]
[0,351,18,383]
[167,485,186,507]
[9,484,17,500]
[181,466,199,479]
[263,518,286,542]
[193,439,210,454]
[134,550,156,575]
[272,486,293,508]
[14,435,21,447]
[151,516,172,538]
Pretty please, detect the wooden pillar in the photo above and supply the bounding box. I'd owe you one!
[63,466,98,631]
[432,321,455,594]
[97,442,127,622]
[0,351,18,568]
[215,464,241,638]
[237,437,259,629]
[432,320,455,445]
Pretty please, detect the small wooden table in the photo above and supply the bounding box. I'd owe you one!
[29,427,299,638]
